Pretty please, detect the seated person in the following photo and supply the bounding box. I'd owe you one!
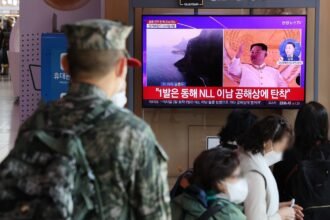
[170,110,257,199]
[171,148,247,220]
[274,101,330,220]
[229,43,288,88]
[218,109,257,150]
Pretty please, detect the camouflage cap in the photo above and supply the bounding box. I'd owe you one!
[62,19,141,67]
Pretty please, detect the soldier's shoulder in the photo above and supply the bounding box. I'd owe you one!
[106,107,168,160]
[113,107,148,128]
[94,106,162,155]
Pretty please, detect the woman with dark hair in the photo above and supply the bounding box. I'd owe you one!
[273,101,330,220]
[293,101,328,159]
[218,109,257,150]
[171,148,247,220]
[239,115,304,220]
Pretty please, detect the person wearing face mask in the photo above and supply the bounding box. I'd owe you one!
[171,147,248,220]
[238,115,304,220]
[170,110,257,200]
[274,102,330,220]
[0,20,171,219]
[111,81,128,108]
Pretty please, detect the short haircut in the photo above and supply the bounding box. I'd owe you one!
[67,49,124,79]
[250,43,268,52]
[286,42,296,48]
[238,115,292,154]
[218,109,257,144]
[192,148,240,191]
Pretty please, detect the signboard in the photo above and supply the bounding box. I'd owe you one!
[41,33,70,102]
[179,0,203,7]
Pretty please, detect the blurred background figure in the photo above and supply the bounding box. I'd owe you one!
[274,101,330,220]
[218,109,258,150]
[0,17,14,75]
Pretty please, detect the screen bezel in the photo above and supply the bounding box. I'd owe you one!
[141,14,308,109]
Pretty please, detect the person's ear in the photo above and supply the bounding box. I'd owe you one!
[264,140,273,153]
[265,52,268,58]
[216,181,227,194]
[61,54,70,75]
[114,57,127,79]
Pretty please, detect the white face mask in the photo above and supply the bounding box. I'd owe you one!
[225,178,248,204]
[264,150,283,166]
[111,91,127,108]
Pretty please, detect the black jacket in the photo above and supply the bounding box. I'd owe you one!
[274,143,330,202]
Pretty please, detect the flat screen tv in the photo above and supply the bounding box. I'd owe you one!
[142,15,307,108]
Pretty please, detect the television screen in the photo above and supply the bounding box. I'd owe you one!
[142,15,306,108]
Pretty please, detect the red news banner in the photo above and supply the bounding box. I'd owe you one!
[143,87,305,101]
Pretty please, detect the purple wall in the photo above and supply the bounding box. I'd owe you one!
[19,0,102,122]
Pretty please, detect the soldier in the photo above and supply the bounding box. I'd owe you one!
[0,19,171,220]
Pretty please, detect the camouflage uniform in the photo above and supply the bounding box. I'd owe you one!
[0,20,171,220]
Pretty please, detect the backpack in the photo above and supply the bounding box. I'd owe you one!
[0,101,111,220]
[170,169,193,199]
[286,146,330,220]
